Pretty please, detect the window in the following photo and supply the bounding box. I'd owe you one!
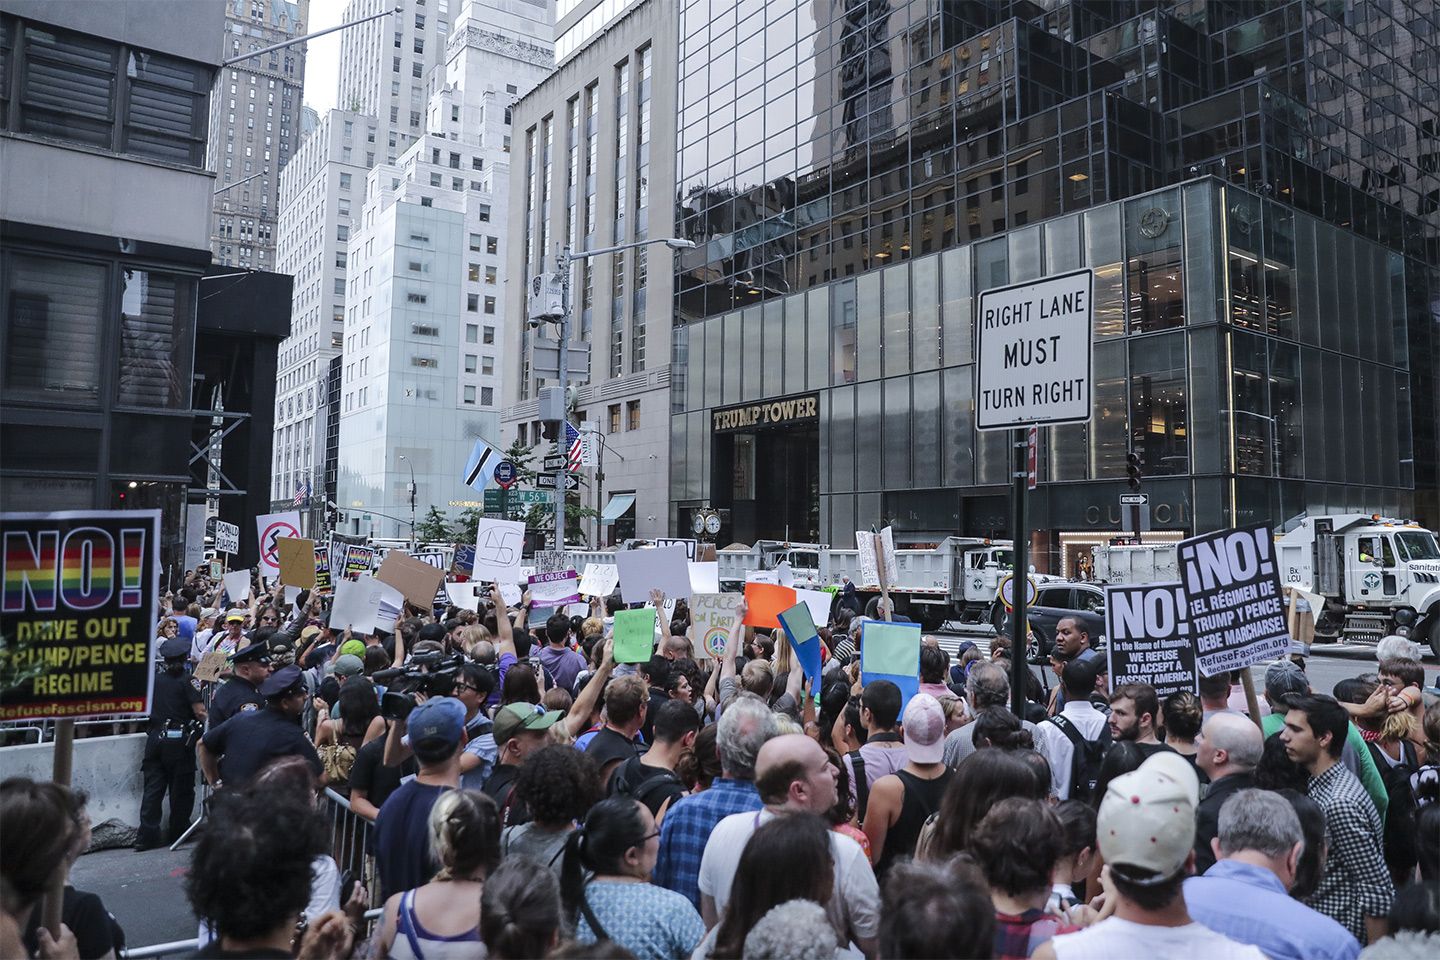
[481,386,493,405]
[339,172,352,190]
[486,236,498,255]
[334,278,346,295]
[465,355,477,373]
[467,293,479,312]
[483,296,496,314]
[481,356,494,375]
[478,204,491,221]
[608,404,621,434]
[4,255,105,405]
[412,356,437,367]
[430,172,442,187]
[411,323,439,336]
[472,157,483,170]
[343,120,353,138]
[412,62,422,78]
[465,323,478,343]
[627,400,640,430]
[483,325,495,344]
[449,152,460,168]
[503,106,513,124]
[468,264,480,282]
[414,38,424,54]
[452,177,464,192]
[502,136,511,152]
[335,251,347,268]
[469,233,482,251]
[406,292,428,303]
[336,225,349,242]
[463,385,476,404]
[484,266,497,284]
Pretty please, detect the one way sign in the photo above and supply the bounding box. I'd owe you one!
[537,474,580,491]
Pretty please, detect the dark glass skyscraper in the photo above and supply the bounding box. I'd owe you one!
[669,0,1438,560]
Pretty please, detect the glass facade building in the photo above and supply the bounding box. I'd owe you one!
[670,0,1438,559]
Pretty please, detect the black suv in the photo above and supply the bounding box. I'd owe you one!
[1001,582,1107,661]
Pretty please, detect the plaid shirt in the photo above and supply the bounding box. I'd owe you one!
[651,777,762,909]
[994,909,1078,960]
[1304,760,1394,943]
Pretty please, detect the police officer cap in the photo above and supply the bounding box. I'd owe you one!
[260,664,305,698]
[231,639,270,665]
[159,636,190,660]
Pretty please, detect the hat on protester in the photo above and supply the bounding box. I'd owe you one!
[199,607,218,621]
[1264,660,1311,705]
[259,664,305,698]
[901,693,947,764]
[1139,750,1201,808]
[1097,753,1200,883]
[339,639,367,658]
[225,609,247,623]
[407,697,466,761]
[300,625,321,643]
[159,636,190,660]
[231,639,270,665]
[330,654,364,678]
[492,702,564,746]
[268,638,296,668]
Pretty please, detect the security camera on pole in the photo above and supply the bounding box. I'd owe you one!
[975,268,1094,718]
[529,237,696,551]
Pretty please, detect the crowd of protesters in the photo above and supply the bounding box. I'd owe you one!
[3,565,1440,960]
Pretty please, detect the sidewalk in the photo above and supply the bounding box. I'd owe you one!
[69,843,198,951]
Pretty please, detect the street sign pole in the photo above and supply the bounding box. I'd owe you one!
[556,248,571,554]
[1011,428,1030,719]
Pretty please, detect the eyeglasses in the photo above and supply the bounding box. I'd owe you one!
[453,682,476,693]
[636,830,661,844]
[261,615,279,622]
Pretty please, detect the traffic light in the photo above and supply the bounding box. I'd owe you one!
[540,420,559,441]
[1126,452,1142,492]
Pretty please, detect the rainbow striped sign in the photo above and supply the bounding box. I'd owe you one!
[1,510,160,721]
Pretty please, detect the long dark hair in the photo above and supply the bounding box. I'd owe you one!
[336,677,379,738]
[931,747,1046,859]
[711,814,833,960]
[481,856,561,960]
[559,797,649,918]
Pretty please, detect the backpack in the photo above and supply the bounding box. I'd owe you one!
[609,758,684,814]
[1047,714,1111,803]
[1369,739,1420,886]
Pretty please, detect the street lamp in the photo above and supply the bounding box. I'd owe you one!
[397,454,416,551]
[538,237,695,552]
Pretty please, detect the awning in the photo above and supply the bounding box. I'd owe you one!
[600,494,636,524]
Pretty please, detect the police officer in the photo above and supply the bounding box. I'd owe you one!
[208,638,272,727]
[135,636,205,851]
[198,664,323,788]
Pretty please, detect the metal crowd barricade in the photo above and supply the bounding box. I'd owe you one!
[120,909,384,959]
[325,786,379,917]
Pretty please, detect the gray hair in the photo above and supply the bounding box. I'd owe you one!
[1357,932,1440,960]
[967,661,1011,709]
[718,695,780,780]
[1377,635,1423,662]
[1217,789,1303,859]
[1205,712,1264,771]
[742,899,837,960]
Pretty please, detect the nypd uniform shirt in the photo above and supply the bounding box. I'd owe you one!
[149,667,202,728]
[208,676,264,727]
[201,707,322,787]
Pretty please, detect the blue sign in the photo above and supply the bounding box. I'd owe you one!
[493,459,517,489]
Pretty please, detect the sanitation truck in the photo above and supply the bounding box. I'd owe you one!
[1090,515,1440,656]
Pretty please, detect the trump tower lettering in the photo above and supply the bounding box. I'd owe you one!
[1178,524,1290,677]
[1,510,160,720]
[1104,582,1198,698]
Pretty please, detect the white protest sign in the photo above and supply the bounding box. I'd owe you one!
[331,574,403,636]
[185,504,207,574]
[499,582,523,606]
[213,520,240,555]
[445,582,481,612]
[690,592,742,661]
[283,584,302,605]
[975,267,1094,430]
[775,561,794,588]
[688,561,720,594]
[795,588,834,629]
[655,537,699,561]
[854,532,879,586]
[221,569,252,605]
[529,570,581,607]
[1178,524,1290,677]
[473,519,525,582]
[532,550,569,575]
[255,511,303,576]
[615,545,692,603]
[746,570,779,585]
[879,526,898,585]
[579,563,620,597]
[1104,582,1197,698]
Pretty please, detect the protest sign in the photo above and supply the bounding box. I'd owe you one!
[860,620,922,709]
[613,607,657,663]
[688,561,720,595]
[0,510,160,720]
[186,504,207,576]
[209,559,223,579]
[778,603,823,684]
[376,550,446,611]
[213,520,240,555]
[331,574,401,636]
[654,537,698,561]
[277,536,315,588]
[579,563,619,597]
[193,651,227,683]
[255,511,302,577]
[221,569,252,606]
[1104,582,1198,698]
[853,527,899,588]
[498,582,523,606]
[532,550,569,575]
[313,546,333,596]
[1178,524,1289,677]
[742,582,794,629]
[690,593,741,661]
[615,546,691,604]
[342,544,375,579]
[529,570,581,607]
[445,582,481,612]
[414,551,447,569]
[283,585,302,605]
[473,519,525,582]
[453,544,476,578]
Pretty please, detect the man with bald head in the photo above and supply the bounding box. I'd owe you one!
[1194,711,1264,874]
[696,733,880,958]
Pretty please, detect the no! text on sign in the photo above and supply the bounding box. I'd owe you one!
[975,268,1094,431]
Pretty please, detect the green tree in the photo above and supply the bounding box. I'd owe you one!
[452,506,484,543]
[415,505,452,543]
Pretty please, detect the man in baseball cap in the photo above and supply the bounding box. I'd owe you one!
[374,697,467,898]
[480,702,564,826]
[1035,753,1264,960]
[863,693,953,881]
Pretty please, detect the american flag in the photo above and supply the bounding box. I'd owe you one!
[292,480,310,506]
[565,422,584,471]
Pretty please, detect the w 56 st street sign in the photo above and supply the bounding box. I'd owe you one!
[975,268,1094,431]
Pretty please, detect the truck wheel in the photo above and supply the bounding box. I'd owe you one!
[1429,619,1440,662]
[990,604,1006,633]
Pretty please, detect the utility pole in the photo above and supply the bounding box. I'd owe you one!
[399,454,416,552]
[555,247,572,554]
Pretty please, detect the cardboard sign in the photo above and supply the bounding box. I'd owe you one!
[194,651,227,683]
[1177,524,1289,677]
[742,582,795,629]
[255,511,302,577]
[376,550,446,612]
[213,520,240,555]
[331,574,403,636]
[860,620,922,709]
[473,519,525,582]
[579,563,620,597]
[221,569,252,606]
[529,570,581,607]
[613,607,657,663]
[1104,582,1198,698]
[313,546,333,596]
[276,536,316,588]
[615,545,692,604]
[778,602,823,684]
[0,510,160,720]
[691,593,741,661]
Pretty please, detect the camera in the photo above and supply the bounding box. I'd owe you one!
[374,651,465,720]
